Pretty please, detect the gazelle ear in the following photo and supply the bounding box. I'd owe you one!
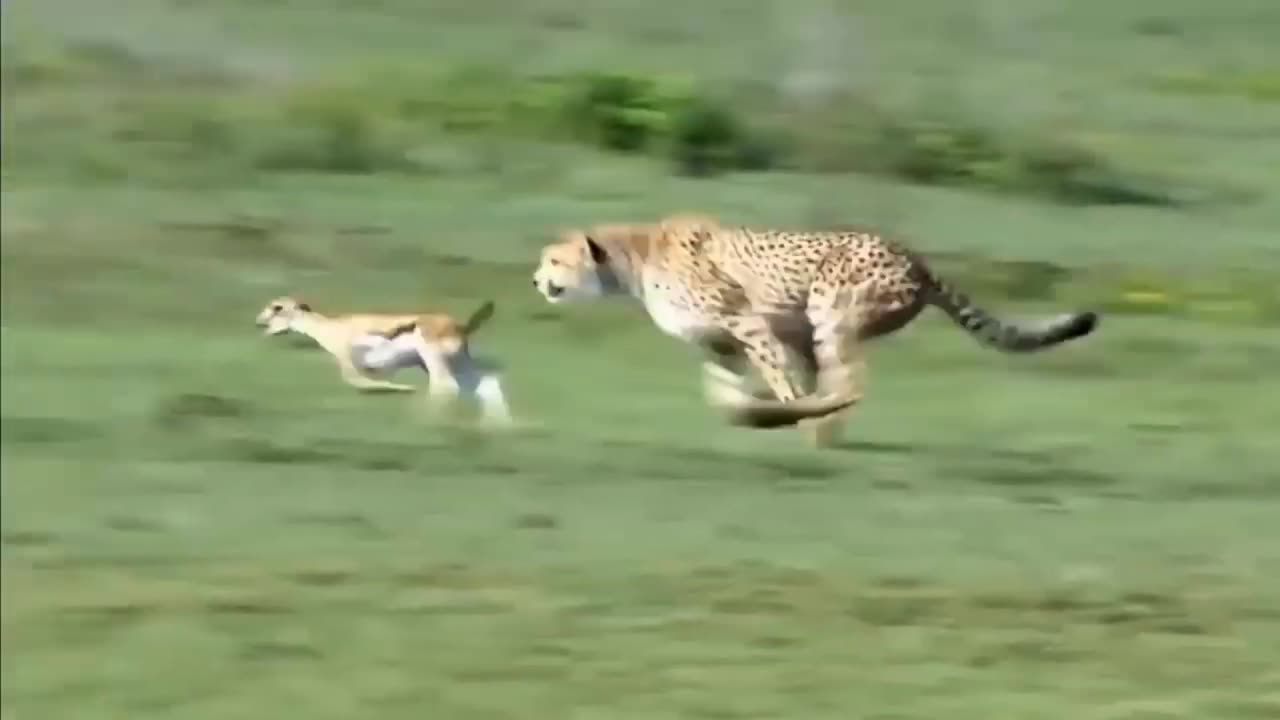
[585,236,608,264]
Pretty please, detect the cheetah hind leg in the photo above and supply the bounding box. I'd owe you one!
[801,348,866,448]
[801,285,872,448]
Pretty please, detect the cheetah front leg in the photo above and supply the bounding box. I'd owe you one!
[723,315,803,401]
[698,335,757,408]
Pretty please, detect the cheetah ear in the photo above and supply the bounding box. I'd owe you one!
[584,236,608,264]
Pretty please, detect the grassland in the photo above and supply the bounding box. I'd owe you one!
[3,1,1280,718]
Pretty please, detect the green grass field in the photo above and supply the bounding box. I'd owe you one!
[4,2,1280,718]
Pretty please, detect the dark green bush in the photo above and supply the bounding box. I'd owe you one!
[549,72,779,175]
[669,100,742,176]
[5,44,1196,206]
[878,120,1005,185]
[820,109,1181,207]
[1011,140,1178,207]
[559,73,673,152]
[248,81,425,174]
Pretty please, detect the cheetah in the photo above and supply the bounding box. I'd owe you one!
[531,214,1098,446]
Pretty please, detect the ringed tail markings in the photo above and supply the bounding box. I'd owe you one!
[925,274,1098,353]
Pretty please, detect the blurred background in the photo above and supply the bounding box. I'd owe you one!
[3,1,1279,718]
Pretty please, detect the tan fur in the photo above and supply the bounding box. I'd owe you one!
[254,296,496,395]
[532,213,1098,447]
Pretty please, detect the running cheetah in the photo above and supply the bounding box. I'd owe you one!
[531,214,1098,446]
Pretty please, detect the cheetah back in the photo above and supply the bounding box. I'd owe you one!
[703,226,921,311]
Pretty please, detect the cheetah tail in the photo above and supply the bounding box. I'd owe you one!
[926,276,1099,353]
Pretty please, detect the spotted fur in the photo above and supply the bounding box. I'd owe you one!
[532,214,1098,446]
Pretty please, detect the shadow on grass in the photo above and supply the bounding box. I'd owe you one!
[642,562,1241,639]
[8,384,1274,501]
[0,416,103,446]
[828,439,919,455]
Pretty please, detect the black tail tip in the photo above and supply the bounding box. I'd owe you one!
[1062,311,1100,340]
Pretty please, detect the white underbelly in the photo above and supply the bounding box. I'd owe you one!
[643,293,708,342]
[351,334,424,372]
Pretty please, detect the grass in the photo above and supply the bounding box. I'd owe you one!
[4,1,1280,718]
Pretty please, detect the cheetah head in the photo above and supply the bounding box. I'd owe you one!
[255,296,311,336]
[532,231,612,304]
